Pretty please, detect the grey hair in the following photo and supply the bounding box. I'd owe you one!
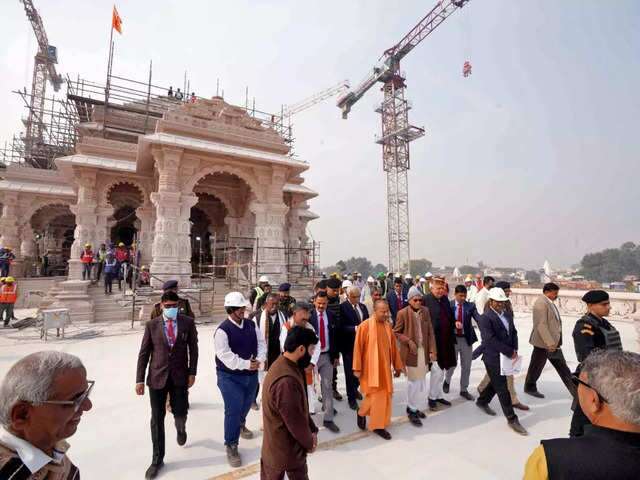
[0,351,84,428]
[347,286,361,297]
[582,350,640,425]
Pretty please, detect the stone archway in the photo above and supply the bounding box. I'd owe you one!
[106,182,144,247]
[29,204,76,276]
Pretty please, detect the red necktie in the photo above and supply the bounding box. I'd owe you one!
[397,295,402,312]
[319,311,326,350]
[457,303,463,335]
[166,319,176,347]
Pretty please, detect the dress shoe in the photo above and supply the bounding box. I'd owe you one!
[177,429,187,446]
[175,417,187,446]
[416,410,426,419]
[408,412,423,427]
[240,425,254,440]
[145,462,163,479]
[524,389,545,399]
[349,400,359,411]
[436,398,451,406]
[476,402,497,416]
[333,390,343,401]
[513,402,530,411]
[443,381,450,394]
[226,444,242,467]
[323,420,340,433]
[356,391,363,400]
[374,428,392,440]
[428,399,438,411]
[460,391,475,401]
[357,414,366,430]
[508,418,529,436]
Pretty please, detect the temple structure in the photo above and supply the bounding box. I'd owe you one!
[0,87,318,320]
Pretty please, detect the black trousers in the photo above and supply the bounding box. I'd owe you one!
[341,349,359,403]
[477,361,516,421]
[332,365,338,392]
[525,346,576,395]
[149,379,188,465]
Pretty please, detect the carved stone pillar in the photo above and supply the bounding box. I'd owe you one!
[136,205,154,266]
[95,206,113,246]
[250,201,288,283]
[69,171,98,280]
[0,193,24,276]
[20,223,36,257]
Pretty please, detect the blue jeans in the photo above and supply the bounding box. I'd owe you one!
[217,369,258,446]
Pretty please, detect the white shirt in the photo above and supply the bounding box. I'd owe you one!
[475,288,490,315]
[0,428,65,473]
[544,295,561,321]
[214,317,267,370]
[279,320,321,366]
[465,284,478,303]
[492,308,510,332]
[315,309,331,353]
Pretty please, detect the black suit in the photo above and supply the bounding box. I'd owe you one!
[476,309,518,421]
[309,309,339,362]
[136,314,199,466]
[339,301,369,403]
[387,290,407,325]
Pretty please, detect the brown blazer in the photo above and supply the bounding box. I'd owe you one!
[136,314,199,389]
[529,294,562,349]
[393,305,437,367]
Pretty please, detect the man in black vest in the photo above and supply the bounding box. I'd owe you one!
[214,291,267,468]
[569,289,623,437]
[523,350,640,480]
[136,291,199,479]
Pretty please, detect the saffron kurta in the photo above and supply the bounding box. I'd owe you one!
[353,317,404,431]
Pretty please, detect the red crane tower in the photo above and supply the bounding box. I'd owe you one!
[337,0,470,273]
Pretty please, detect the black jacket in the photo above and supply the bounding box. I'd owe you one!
[450,299,480,346]
[338,301,369,353]
[423,293,457,369]
[309,308,339,362]
[477,308,518,368]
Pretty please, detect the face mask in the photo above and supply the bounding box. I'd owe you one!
[297,349,312,369]
[164,307,178,319]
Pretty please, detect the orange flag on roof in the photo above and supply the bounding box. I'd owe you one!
[112,5,123,34]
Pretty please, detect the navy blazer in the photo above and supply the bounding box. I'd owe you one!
[339,301,369,352]
[450,300,480,346]
[387,290,407,324]
[309,308,339,361]
[477,308,518,368]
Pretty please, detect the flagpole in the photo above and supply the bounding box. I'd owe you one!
[104,10,114,137]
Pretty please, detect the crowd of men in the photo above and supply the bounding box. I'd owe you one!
[0,272,638,480]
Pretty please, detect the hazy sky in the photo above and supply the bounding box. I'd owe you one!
[1,1,638,269]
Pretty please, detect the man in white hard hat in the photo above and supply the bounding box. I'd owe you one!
[340,280,352,303]
[475,288,528,436]
[464,275,478,303]
[250,276,270,312]
[215,292,267,467]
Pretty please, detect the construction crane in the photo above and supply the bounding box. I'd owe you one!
[337,0,470,273]
[19,0,63,168]
[283,80,350,119]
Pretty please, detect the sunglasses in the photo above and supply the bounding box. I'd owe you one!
[39,380,95,413]
[571,375,608,403]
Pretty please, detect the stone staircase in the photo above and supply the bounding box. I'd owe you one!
[87,284,141,323]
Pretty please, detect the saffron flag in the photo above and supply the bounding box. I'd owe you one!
[112,5,123,34]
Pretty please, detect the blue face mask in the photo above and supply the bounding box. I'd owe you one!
[164,307,178,319]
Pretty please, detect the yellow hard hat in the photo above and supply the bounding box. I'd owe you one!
[84,243,91,248]
[5,277,15,283]
[118,242,125,247]
[0,277,5,282]
[141,266,148,270]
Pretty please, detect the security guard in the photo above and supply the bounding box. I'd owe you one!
[277,282,296,317]
[569,289,622,437]
[150,280,195,319]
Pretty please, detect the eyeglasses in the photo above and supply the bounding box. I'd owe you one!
[571,375,608,403]
[40,380,95,413]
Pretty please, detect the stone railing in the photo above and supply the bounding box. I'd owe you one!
[511,288,640,348]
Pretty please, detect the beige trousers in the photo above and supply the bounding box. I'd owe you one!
[478,373,520,404]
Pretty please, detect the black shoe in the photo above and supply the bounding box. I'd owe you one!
[357,414,366,430]
[323,420,340,433]
[436,398,452,406]
[226,444,241,468]
[443,381,450,394]
[524,389,545,399]
[145,462,163,479]
[460,391,475,401]
[513,402,530,411]
[177,430,187,446]
[428,399,438,411]
[240,425,254,440]
[476,402,497,416]
[416,410,426,419]
[508,418,529,436]
[349,400,359,410]
[333,390,343,401]
[374,428,392,440]
[408,412,423,427]
[356,391,363,400]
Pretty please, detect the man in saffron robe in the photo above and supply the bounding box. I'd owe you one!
[353,299,404,440]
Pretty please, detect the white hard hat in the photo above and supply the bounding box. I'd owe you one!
[419,277,426,283]
[258,275,270,283]
[425,272,433,278]
[367,276,375,283]
[488,288,510,302]
[404,274,412,279]
[342,280,353,288]
[224,292,250,308]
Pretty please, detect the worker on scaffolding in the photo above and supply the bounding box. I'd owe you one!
[175,88,184,101]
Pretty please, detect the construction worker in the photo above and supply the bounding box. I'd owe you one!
[95,243,108,281]
[1,277,18,327]
[249,275,270,312]
[0,247,15,277]
[114,242,129,290]
[80,244,94,281]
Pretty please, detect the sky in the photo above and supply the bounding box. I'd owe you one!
[1,0,638,270]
